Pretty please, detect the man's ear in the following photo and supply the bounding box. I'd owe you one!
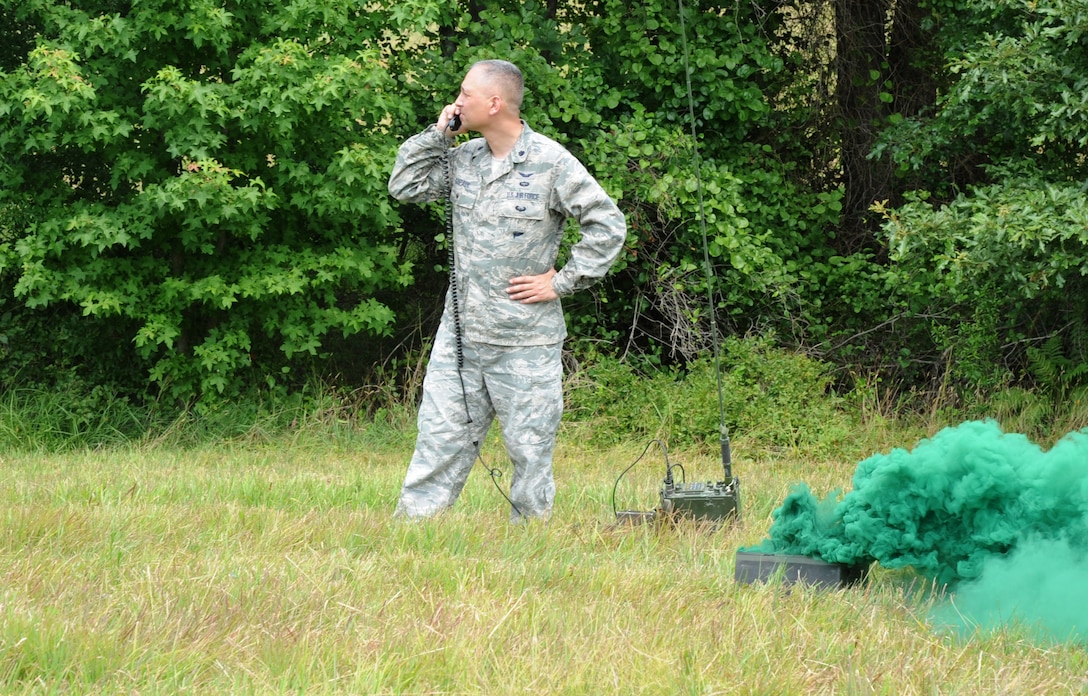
[489,96,502,115]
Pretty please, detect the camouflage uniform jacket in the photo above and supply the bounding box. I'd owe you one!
[388,122,627,346]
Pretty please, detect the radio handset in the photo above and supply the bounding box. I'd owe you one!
[447,113,462,132]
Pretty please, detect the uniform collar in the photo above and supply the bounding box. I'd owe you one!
[474,121,532,182]
[509,121,532,163]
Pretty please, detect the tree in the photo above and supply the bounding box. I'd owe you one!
[875,0,1088,391]
[9,0,1082,410]
[0,0,420,402]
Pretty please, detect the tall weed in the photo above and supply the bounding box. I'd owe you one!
[0,381,149,451]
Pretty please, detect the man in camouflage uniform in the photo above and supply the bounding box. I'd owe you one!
[388,59,627,521]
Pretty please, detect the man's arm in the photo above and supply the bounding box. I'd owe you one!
[387,126,452,204]
[548,155,628,298]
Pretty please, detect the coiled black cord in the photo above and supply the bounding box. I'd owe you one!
[440,126,472,422]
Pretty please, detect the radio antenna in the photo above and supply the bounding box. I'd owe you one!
[677,0,732,481]
[607,0,741,526]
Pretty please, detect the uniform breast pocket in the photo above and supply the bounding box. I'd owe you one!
[487,199,550,297]
[497,199,547,248]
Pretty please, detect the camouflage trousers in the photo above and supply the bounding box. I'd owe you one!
[394,320,564,521]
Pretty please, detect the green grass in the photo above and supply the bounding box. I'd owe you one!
[1,419,1086,695]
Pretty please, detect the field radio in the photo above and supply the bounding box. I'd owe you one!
[615,430,740,527]
[663,429,740,522]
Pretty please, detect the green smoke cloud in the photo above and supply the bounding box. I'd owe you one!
[744,420,1088,642]
[933,537,1088,643]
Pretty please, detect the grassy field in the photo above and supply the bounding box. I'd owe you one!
[1,419,1086,694]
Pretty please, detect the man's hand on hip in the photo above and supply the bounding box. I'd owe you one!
[506,268,558,304]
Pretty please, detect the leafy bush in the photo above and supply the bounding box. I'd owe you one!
[869,0,1088,399]
[564,335,853,452]
[0,0,414,404]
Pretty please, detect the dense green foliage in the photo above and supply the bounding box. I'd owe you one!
[2,0,1088,419]
[1,333,852,453]
[873,0,1088,395]
[564,335,852,452]
[0,0,414,403]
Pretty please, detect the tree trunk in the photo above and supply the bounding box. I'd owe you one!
[834,0,894,253]
[834,0,938,254]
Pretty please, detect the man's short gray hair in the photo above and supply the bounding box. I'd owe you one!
[472,59,524,112]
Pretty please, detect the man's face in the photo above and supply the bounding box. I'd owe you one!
[454,67,497,129]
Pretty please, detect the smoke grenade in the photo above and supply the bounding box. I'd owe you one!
[744,419,1088,642]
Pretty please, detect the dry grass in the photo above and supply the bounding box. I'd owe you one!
[0,427,1085,694]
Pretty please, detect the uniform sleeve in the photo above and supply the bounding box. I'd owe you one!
[387,125,452,204]
[549,155,628,297]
